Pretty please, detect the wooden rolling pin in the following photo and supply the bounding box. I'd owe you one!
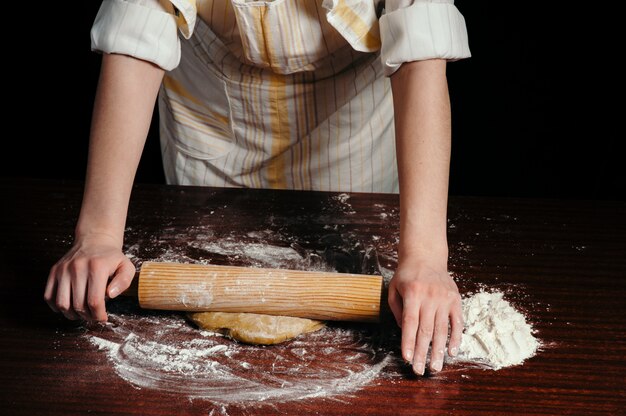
[128,261,383,322]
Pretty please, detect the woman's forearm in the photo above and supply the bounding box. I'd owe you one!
[390,59,451,264]
[76,54,165,246]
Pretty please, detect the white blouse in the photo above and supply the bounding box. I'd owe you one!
[91,0,470,75]
[88,0,470,193]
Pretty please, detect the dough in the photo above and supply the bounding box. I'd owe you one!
[188,312,325,345]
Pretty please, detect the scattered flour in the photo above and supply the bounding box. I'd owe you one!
[86,299,390,405]
[86,291,539,407]
[99,228,396,407]
[103,223,541,409]
[332,193,356,215]
[188,241,303,268]
[457,291,539,369]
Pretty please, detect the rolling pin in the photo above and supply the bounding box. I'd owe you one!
[124,261,383,322]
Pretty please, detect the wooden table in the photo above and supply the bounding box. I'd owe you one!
[1,178,624,415]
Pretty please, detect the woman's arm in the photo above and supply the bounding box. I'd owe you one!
[388,59,463,375]
[44,53,164,322]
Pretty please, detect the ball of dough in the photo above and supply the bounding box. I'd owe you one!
[188,311,325,345]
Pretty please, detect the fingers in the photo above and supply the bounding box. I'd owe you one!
[55,266,80,320]
[401,301,420,363]
[387,286,403,328]
[87,259,109,322]
[44,267,59,313]
[107,259,136,298]
[412,306,434,375]
[448,298,463,357]
[70,261,90,321]
[429,308,449,372]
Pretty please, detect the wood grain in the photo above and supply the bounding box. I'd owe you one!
[1,178,625,415]
[137,261,382,322]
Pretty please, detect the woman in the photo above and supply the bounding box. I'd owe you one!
[44,0,470,375]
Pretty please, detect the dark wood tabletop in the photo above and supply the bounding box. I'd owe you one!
[1,178,625,415]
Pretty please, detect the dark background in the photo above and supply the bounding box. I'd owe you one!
[5,1,623,200]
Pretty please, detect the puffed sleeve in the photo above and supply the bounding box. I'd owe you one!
[379,0,471,76]
[90,0,197,71]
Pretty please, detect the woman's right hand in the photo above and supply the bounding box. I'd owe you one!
[44,233,135,322]
[42,54,163,322]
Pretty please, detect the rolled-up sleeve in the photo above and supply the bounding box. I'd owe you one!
[379,0,471,76]
[90,0,193,71]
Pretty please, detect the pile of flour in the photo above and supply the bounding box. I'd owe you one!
[458,291,539,369]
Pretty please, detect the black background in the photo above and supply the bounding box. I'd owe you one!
[4,1,623,200]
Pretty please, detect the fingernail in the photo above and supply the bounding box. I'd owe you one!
[414,361,425,375]
[432,360,443,372]
[404,349,414,362]
[450,347,458,357]
[109,286,120,298]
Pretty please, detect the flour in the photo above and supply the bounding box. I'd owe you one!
[97,222,541,409]
[86,290,539,407]
[126,234,335,273]
[86,299,390,405]
[457,291,539,369]
[332,193,356,215]
[188,241,304,269]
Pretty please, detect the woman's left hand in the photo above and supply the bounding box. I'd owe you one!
[388,257,462,375]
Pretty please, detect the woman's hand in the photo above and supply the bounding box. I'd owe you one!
[388,256,462,375]
[43,54,164,322]
[44,233,135,322]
